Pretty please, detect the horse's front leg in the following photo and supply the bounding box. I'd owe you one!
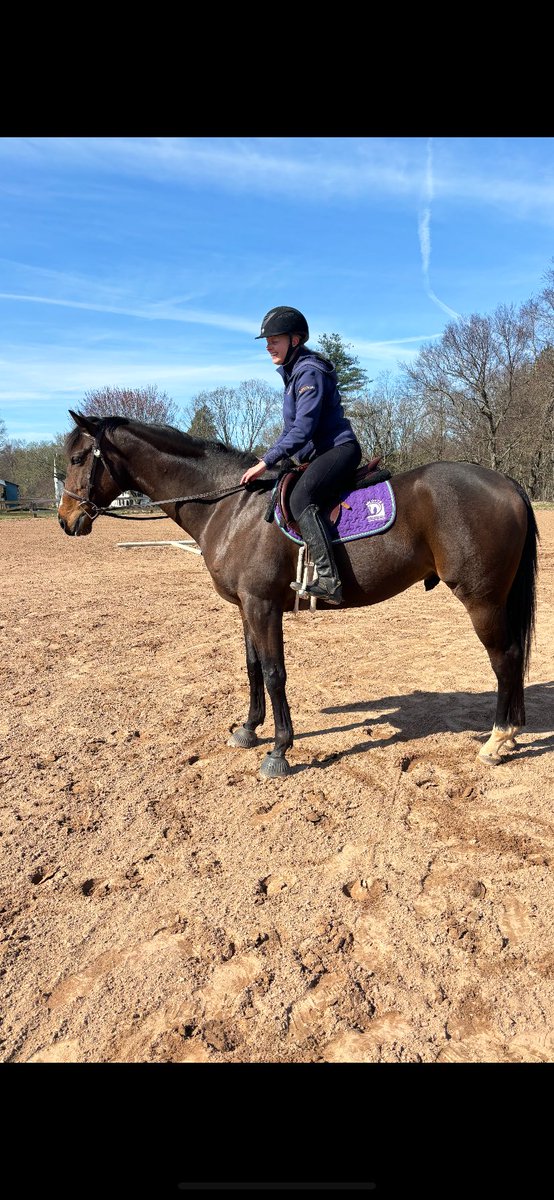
[238,597,293,778]
[227,614,266,750]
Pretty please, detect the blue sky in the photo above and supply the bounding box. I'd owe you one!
[1,136,554,444]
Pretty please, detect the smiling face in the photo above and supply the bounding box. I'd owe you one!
[265,333,300,365]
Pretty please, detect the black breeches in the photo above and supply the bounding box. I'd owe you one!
[288,442,362,522]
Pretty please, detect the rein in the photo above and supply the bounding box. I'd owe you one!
[63,484,247,521]
[62,429,247,521]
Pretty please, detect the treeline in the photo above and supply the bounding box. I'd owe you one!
[0,427,67,501]
[355,297,554,499]
[2,266,554,500]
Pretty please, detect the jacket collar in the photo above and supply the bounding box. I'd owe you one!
[277,344,312,384]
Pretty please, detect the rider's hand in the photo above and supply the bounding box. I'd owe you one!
[240,461,268,486]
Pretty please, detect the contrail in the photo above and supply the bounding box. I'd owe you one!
[418,138,460,320]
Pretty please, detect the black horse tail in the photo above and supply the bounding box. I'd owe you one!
[507,478,539,678]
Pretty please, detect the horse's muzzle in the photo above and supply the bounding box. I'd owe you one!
[57,508,93,536]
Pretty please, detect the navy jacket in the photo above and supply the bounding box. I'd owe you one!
[263,347,359,468]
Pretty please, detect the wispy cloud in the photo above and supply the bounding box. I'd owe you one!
[3,137,554,221]
[0,290,258,334]
[0,356,266,394]
[354,334,442,350]
[417,138,461,320]
[0,137,428,204]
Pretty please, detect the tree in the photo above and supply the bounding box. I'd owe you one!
[402,305,533,472]
[0,418,24,487]
[523,266,554,498]
[504,294,554,498]
[81,384,179,425]
[315,332,370,399]
[0,436,66,500]
[186,402,218,441]
[348,372,423,470]
[238,380,282,456]
[185,380,281,453]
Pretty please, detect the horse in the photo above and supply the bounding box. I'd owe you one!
[58,411,539,777]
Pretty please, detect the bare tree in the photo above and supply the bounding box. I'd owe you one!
[504,293,554,498]
[348,372,439,472]
[81,385,179,425]
[403,305,533,471]
[186,387,237,446]
[186,381,281,453]
[349,373,401,464]
[237,380,282,455]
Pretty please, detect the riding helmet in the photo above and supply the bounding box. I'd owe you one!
[255,306,309,340]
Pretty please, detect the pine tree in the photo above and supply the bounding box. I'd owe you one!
[316,333,370,397]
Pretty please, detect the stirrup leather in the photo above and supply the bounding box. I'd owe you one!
[290,543,319,611]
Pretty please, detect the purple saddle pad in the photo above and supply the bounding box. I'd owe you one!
[275,479,396,544]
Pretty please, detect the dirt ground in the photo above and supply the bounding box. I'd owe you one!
[1,511,553,1067]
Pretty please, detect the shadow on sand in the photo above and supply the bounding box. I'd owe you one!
[284,679,554,772]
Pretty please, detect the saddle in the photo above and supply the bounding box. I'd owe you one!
[265,456,392,534]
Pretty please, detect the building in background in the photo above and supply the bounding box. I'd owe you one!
[0,478,20,508]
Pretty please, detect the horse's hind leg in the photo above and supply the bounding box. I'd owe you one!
[465,599,524,765]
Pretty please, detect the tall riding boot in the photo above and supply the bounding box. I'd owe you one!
[294,504,343,606]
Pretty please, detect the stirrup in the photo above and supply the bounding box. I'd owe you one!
[305,580,342,606]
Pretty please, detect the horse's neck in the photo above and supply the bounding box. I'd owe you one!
[120,436,235,538]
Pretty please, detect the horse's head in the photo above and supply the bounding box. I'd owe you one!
[58,411,129,536]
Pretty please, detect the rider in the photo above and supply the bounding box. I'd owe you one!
[240,306,362,606]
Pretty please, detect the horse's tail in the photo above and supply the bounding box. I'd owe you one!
[506,478,539,678]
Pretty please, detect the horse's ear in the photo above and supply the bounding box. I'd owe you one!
[69,410,99,436]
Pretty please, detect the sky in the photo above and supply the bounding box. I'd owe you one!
[1,136,554,444]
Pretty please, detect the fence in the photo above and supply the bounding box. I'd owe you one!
[0,497,164,518]
[0,497,59,518]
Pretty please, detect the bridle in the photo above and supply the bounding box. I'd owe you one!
[62,426,132,521]
[61,425,248,522]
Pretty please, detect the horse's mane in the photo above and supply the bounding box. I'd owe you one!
[65,416,128,454]
[65,414,258,469]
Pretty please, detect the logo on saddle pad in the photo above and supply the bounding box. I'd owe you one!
[275,479,396,545]
[366,498,386,521]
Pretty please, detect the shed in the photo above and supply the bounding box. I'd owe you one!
[0,479,20,505]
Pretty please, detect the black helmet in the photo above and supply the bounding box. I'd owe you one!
[255,306,309,340]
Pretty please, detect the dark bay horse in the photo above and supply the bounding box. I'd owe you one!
[58,411,538,776]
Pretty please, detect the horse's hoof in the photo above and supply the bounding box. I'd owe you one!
[228,726,259,749]
[259,752,291,778]
[477,752,502,767]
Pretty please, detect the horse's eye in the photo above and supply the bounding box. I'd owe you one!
[71,453,85,465]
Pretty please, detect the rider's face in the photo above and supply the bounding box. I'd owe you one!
[265,334,300,365]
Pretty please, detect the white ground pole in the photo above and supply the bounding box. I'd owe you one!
[117,540,202,554]
[118,540,318,608]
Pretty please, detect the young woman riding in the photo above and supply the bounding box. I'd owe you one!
[240,306,362,606]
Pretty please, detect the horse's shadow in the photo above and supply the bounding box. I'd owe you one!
[284,680,554,772]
